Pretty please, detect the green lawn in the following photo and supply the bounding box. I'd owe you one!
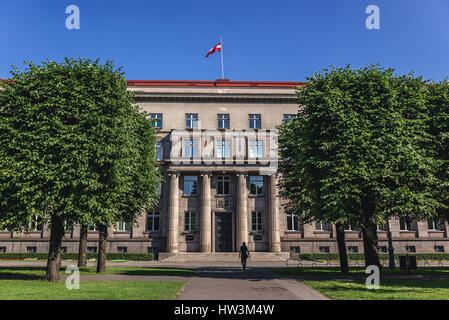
[0,280,185,300]
[302,279,449,300]
[272,266,449,276]
[0,266,196,277]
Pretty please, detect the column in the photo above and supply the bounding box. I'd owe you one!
[237,173,248,248]
[269,174,281,252]
[200,173,211,252]
[167,172,179,253]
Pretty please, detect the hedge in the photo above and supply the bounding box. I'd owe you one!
[0,252,155,261]
[298,253,449,261]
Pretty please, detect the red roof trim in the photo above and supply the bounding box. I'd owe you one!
[127,79,305,88]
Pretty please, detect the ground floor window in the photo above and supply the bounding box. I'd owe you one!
[87,247,97,253]
[26,247,36,253]
[117,247,127,253]
[286,213,299,231]
[217,176,230,195]
[185,211,196,231]
[435,246,445,253]
[315,220,331,232]
[117,221,132,232]
[399,216,417,231]
[146,211,160,232]
[252,211,263,232]
[0,247,6,253]
[428,219,444,231]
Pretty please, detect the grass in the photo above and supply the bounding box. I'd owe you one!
[272,266,449,276]
[0,266,196,277]
[0,280,185,300]
[302,279,449,300]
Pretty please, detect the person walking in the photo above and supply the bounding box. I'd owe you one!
[239,242,250,270]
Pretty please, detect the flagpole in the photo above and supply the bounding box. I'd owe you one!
[220,36,224,79]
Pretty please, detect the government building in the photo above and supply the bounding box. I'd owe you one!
[1,79,448,258]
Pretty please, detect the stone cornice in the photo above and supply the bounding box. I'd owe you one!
[133,92,297,102]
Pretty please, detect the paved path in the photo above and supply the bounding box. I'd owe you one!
[0,260,330,300]
[176,265,329,300]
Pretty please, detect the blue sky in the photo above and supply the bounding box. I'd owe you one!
[0,0,448,81]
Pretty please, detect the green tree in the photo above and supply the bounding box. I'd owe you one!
[0,58,160,281]
[278,65,441,268]
[96,106,161,273]
[426,81,449,223]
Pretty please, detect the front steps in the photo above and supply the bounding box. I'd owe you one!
[159,252,290,262]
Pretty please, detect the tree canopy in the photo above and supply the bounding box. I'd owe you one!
[278,65,442,266]
[0,58,161,280]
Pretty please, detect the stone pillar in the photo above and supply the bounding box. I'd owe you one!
[269,175,281,252]
[167,172,179,253]
[237,173,248,249]
[200,173,212,252]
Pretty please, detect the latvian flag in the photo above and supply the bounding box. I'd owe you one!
[205,42,222,57]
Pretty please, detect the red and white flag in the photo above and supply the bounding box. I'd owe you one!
[205,42,222,57]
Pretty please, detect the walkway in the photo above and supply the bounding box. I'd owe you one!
[0,260,330,300]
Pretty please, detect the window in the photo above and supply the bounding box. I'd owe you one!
[147,247,159,253]
[216,140,231,158]
[150,113,163,128]
[348,246,359,253]
[283,114,296,124]
[117,221,132,232]
[377,223,387,231]
[183,176,198,196]
[406,246,416,253]
[249,176,264,196]
[87,247,97,253]
[218,114,230,129]
[428,219,444,231]
[253,235,262,241]
[286,213,300,231]
[379,246,387,253]
[186,114,198,129]
[184,139,198,158]
[146,211,160,232]
[88,223,97,231]
[117,247,127,253]
[156,142,163,160]
[27,247,37,253]
[185,211,196,231]
[0,247,6,253]
[315,221,331,232]
[29,215,43,231]
[252,211,263,232]
[217,176,230,195]
[344,224,359,231]
[435,246,445,253]
[249,140,264,158]
[399,216,416,231]
[290,246,300,253]
[319,246,330,253]
[186,235,194,241]
[249,114,261,129]
[61,247,67,253]
[64,221,73,232]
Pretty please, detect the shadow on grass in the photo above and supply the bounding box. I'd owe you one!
[0,266,196,278]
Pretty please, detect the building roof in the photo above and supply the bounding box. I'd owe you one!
[127,79,305,88]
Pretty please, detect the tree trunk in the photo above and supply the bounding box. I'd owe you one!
[96,224,108,273]
[46,215,65,282]
[336,222,349,273]
[78,224,88,267]
[361,197,381,268]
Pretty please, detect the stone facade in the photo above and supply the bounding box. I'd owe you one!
[1,79,448,255]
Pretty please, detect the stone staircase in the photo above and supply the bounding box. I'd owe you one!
[159,252,290,262]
